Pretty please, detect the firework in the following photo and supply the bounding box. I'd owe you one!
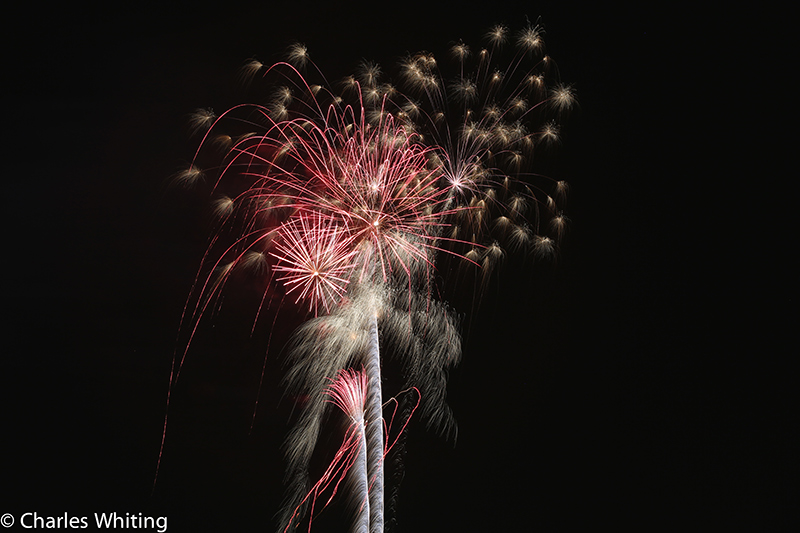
[162,20,574,532]
[283,368,370,533]
[270,212,358,317]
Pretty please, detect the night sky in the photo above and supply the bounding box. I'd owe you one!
[4,3,791,532]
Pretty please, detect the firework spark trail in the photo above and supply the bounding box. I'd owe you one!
[363,312,383,533]
[329,370,371,533]
[283,369,369,533]
[284,370,422,533]
[325,369,371,532]
[164,21,573,531]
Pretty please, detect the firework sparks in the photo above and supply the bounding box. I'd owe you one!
[161,20,574,532]
[283,368,370,533]
[271,213,358,316]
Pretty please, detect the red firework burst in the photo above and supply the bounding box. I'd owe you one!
[270,213,358,317]
[218,82,461,286]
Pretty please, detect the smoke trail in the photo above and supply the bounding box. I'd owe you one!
[364,311,384,533]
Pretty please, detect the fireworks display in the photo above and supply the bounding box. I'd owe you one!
[11,7,776,533]
[162,20,575,533]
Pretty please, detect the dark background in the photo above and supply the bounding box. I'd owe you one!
[4,2,791,532]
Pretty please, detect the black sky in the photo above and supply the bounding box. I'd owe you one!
[4,2,791,532]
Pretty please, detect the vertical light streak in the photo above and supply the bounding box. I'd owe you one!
[364,312,384,533]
